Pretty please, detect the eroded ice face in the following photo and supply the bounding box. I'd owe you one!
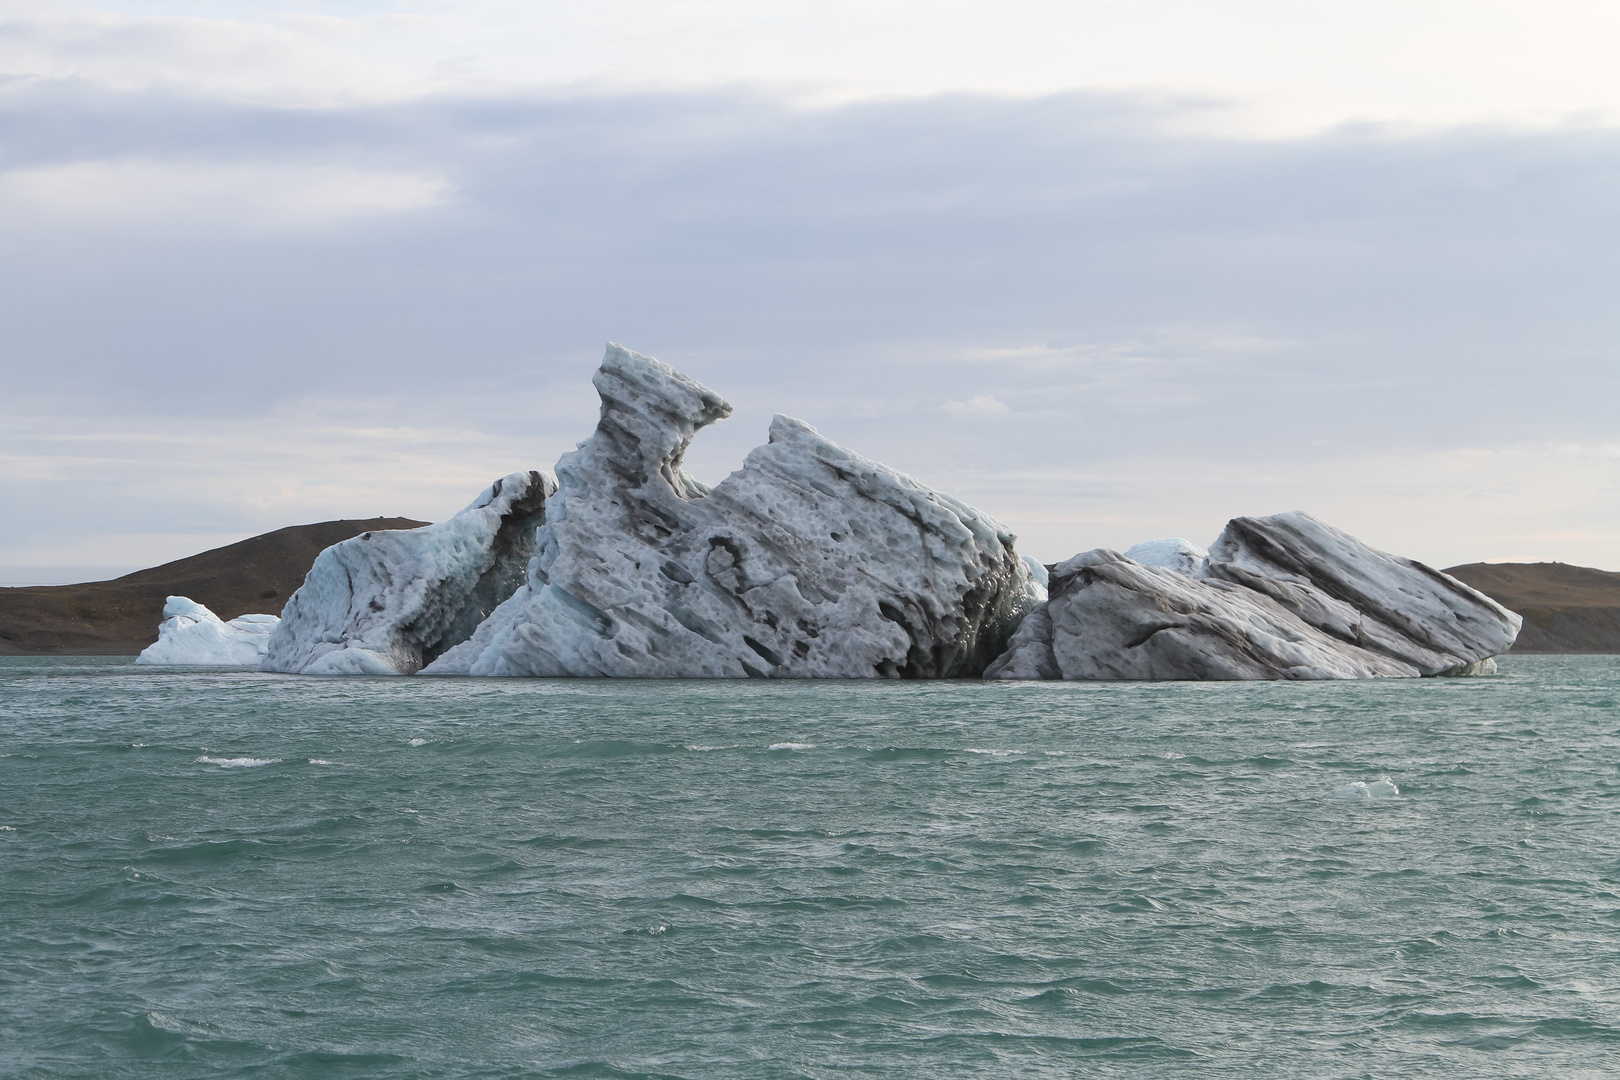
[988,512,1521,682]
[261,469,555,676]
[424,343,1040,680]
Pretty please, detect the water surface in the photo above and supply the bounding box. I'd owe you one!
[3,655,1619,1077]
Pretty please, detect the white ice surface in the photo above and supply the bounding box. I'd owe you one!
[1331,778,1399,800]
[261,470,554,675]
[1122,537,1208,576]
[135,595,278,666]
[1204,511,1522,676]
[425,344,1040,679]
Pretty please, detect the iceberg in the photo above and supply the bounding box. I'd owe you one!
[986,512,1520,681]
[423,344,1040,678]
[261,470,555,674]
[1201,512,1519,676]
[135,596,279,666]
[248,342,1514,685]
[1122,537,1208,576]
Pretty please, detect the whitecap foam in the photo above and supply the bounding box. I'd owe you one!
[408,738,428,747]
[308,758,355,766]
[965,748,1021,757]
[768,742,815,751]
[196,755,280,768]
[1332,777,1400,800]
[0,825,16,831]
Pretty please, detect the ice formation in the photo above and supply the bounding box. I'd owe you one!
[1122,537,1208,576]
[987,512,1520,681]
[423,344,1040,678]
[261,470,555,675]
[135,596,279,665]
[1200,512,1518,676]
[1331,778,1400,800]
[251,342,1517,684]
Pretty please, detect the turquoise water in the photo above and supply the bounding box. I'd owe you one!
[3,655,1620,1078]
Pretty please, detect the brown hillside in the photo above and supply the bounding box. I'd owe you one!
[0,517,429,656]
[1444,562,1620,654]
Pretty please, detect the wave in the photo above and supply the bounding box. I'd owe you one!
[560,739,684,758]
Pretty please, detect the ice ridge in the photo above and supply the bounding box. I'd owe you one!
[423,344,1041,678]
[261,469,555,675]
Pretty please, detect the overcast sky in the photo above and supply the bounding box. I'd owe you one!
[2,0,1618,581]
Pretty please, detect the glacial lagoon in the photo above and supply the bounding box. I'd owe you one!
[4,654,1620,1077]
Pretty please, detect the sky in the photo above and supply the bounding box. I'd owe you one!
[2,0,1618,583]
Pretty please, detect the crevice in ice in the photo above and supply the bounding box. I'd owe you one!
[263,469,556,675]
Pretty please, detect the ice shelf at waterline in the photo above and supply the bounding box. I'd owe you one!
[136,596,279,665]
[986,512,1522,681]
[231,342,1519,680]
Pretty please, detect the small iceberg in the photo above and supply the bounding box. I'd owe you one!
[1331,777,1400,801]
[135,596,278,666]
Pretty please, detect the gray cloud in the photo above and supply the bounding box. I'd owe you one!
[2,80,1618,567]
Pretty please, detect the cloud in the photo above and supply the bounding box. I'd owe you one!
[0,159,450,228]
[0,1,425,106]
[0,401,557,565]
[943,395,1010,417]
[0,79,1618,568]
[8,0,1620,131]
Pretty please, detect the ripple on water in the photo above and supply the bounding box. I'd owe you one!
[2,654,1617,1078]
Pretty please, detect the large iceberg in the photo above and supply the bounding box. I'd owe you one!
[135,596,279,665]
[423,344,1040,678]
[261,470,555,675]
[987,512,1521,681]
[250,342,1515,684]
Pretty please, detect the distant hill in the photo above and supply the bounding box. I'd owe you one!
[1444,562,1620,654]
[0,518,429,656]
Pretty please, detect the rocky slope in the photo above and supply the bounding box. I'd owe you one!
[1444,562,1620,653]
